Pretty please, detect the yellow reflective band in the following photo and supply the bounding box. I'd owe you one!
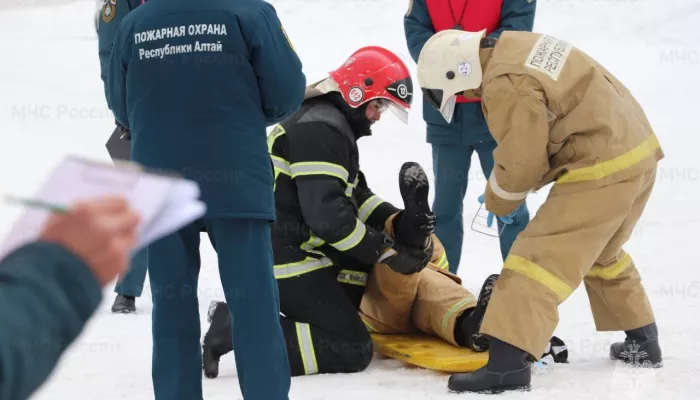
[557,135,661,183]
[267,124,286,152]
[274,257,333,279]
[361,315,377,333]
[504,255,574,302]
[300,234,326,256]
[586,252,633,280]
[331,218,366,252]
[441,296,476,338]
[358,195,384,223]
[436,251,449,270]
[290,161,349,183]
[345,182,354,197]
[347,175,359,197]
[295,322,318,375]
[337,269,368,286]
[271,155,291,176]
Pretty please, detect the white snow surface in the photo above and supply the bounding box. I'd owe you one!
[1,0,700,398]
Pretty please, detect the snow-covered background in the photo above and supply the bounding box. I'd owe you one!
[1,0,699,398]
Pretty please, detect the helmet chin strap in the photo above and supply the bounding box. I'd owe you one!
[321,92,374,139]
[351,102,374,137]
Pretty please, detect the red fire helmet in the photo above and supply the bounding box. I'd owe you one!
[329,46,413,124]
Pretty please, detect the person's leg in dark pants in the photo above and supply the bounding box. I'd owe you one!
[107,127,149,313]
[202,255,372,379]
[279,266,373,376]
[112,247,148,313]
[431,143,474,274]
[204,219,290,400]
[149,222,203,400]
[474,139,530,260]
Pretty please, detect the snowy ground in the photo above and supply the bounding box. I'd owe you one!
[1,0,699,398]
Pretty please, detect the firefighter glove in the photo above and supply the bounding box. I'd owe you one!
[378,235,433,275]
[478,194,515,227]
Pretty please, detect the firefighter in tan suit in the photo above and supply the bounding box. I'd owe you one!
[417,29,664,393]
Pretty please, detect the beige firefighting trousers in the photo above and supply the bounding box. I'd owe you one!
[480,167,658,358]
[359,215,478,346]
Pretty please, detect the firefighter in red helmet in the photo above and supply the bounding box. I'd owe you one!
[201,46,438,377]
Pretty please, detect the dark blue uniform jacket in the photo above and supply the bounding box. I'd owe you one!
[108,0,306,219]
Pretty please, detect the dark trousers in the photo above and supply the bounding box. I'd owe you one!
[280,259,373,376]
[149,218,289,400]
[205,253,374,377]
[113,248,148,297]
[432,140,530,273]
[107,126,150,298]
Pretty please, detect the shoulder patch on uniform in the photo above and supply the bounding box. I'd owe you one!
[406,0,414,17]
[101,0,116,23]
[267,124,286,151]
[281,25,296,53]
[524,35,573,81]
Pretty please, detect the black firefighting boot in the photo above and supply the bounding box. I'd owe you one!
[454,274,499,352]
[448,337,532,394]
[609,322,662,368]
[202,301,234,378]
[111,295,135,314]
[393,162,436,249]
[453,274,570,363]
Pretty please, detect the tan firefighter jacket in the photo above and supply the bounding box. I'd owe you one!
[465,31,664,216]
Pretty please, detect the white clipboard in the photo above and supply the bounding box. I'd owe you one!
[0,155,206,261]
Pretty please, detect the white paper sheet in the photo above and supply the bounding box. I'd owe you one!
[0,155,207,261]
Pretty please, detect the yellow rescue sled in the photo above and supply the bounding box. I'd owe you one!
[371,333,489,373]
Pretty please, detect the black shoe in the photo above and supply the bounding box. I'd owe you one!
[203,344,222,379]
[394,162,435,249]
[457,274,499,352]
[202,301,234,379]
[609,322,662,368]
[448,337,531,394]
[111,295,135,313]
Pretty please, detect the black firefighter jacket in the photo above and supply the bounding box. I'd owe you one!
[267,93,401,280]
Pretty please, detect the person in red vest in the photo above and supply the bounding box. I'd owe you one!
[404,0,536,274]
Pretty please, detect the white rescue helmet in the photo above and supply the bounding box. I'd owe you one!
[417,29,487,123]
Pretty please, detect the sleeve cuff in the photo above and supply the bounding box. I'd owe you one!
[484,173,529,216]
[484,187,525,216]
[363,200,401,232]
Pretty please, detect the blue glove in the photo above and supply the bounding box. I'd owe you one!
[478,194,515,227]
